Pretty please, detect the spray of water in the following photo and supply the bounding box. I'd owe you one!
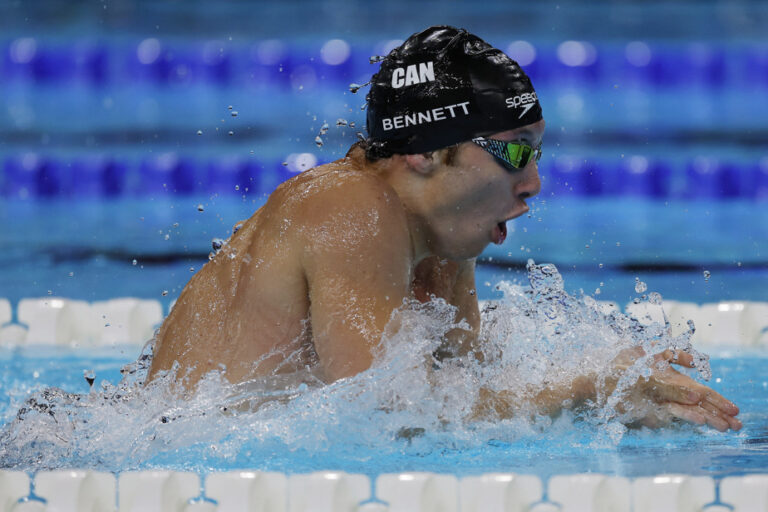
[0,261,711,472]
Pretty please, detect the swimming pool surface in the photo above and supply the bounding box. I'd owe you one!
[0,344,765,479]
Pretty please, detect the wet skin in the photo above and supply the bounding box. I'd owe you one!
[147,118,740,431]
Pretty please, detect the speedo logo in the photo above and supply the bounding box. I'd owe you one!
[505,92,539,119]
[391,61,435,88]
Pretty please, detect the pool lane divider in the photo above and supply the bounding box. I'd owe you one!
[2,153,767,200]
[0,469,767,511]
[0,297,766,348]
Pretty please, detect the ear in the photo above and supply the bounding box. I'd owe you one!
[404,152,438,175]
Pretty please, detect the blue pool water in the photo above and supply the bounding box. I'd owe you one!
[1,322,766,478]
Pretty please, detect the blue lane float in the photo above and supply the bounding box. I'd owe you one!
[2,38,767,89]
[2,153,765,200]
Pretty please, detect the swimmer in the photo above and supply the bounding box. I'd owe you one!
[148,26,740,431]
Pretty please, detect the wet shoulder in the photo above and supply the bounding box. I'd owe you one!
[275,161,405,225]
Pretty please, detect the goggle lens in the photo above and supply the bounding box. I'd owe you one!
[472,137,542,172]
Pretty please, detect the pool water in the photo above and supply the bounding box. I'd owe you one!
[0,345,764,478]
[1,266,765,479]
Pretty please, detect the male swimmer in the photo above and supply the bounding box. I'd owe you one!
[148,26,740,431]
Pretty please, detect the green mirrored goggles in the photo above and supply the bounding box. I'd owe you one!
[472,137,543,172]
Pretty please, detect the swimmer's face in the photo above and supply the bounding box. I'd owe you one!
[424,119,544,260]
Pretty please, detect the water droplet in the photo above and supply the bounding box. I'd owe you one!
[231,111,238,117]
[211,238,225,252]
[634,278,647,294]
[197,204,205,212]
[648,292,663,305]
[349,121,356,128]
[47,290,53,295]
[369,55,385,64]
[319,122,329,135]
[233,222,243,234]
[235,185,240,191]
[594,287,601,295]
[172,222,179,228]
[162,290,168,296]
[282,162,288,166]
[703,270,711,280]
[737,261,742,267]
[227,105,233,110]
[83,369,95,387]
[349,83,362,93]
[208,252,215,261]
[228,130,234,136]
[315,136,323,147]
[616,241,621,247]
[189,266,195,272]
[68,271,74,277]
[196,129,203,135]
[598,263,604,268]
[336,118,348,126]
[164,234,170,240]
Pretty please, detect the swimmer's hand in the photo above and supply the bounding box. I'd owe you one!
[610,346,742,432]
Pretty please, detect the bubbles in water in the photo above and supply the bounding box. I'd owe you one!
[319,122,329,135]
[336,118,348,127]
[161,290,168,296]
[227,105,233,110]
[703,270,711,281]
[196,130,203,136]
[231,111,238,117]
[196,204,205,212]
[189,267,195,272]
[634,278,647,294]
[314,136,323,148]
[228,131,234,136]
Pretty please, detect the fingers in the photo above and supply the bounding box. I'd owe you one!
[697,397,743,431]
[667,403,707,426]
[650,368,740,416]
[655,348,695,368]
[645,371,742,432]
[645,379,702,406]
[666,403,734,432]
[701,390,740,417]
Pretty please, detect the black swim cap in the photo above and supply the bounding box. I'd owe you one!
[366,26,543,156]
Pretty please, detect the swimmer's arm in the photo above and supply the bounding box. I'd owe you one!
[472,376,596,420]
[440,258,482,360]
[472,348,741,431]
[301,183,412,383]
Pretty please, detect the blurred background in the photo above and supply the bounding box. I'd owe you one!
[0,0,766,308]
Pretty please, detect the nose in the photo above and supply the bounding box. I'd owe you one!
[514,162,541,203]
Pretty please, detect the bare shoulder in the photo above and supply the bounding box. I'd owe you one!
[282,162,412,272]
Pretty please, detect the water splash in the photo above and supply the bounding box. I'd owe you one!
[0,261,714,472]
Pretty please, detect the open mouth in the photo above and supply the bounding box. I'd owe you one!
[492,221,507,245]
